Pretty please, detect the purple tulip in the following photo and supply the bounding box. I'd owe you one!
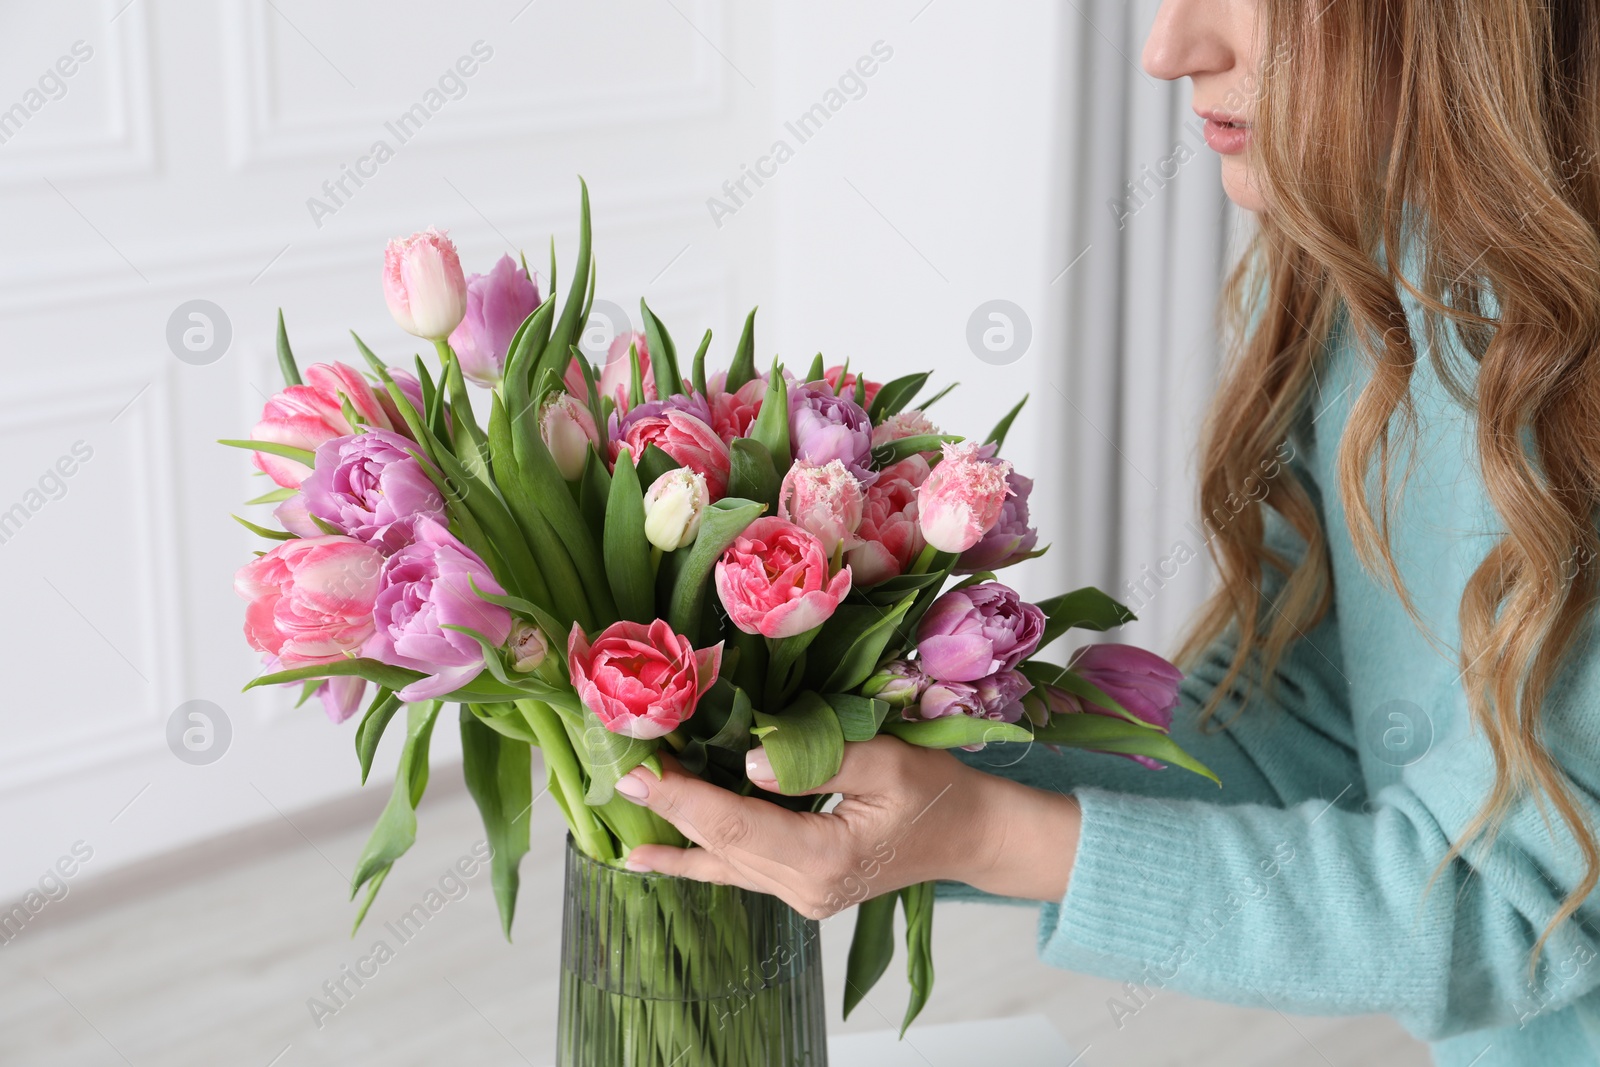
[916,582,1046,683]
[314,676,367,724]
[1066,643,1184,731]
[788,382,875,485]
[912,680,980,720]
[971,670,1032,722]
[302,430,446,553]
[364,518,513,701]
[957,472,1038,572]
[862,659,928,707]
[447,255,541,387]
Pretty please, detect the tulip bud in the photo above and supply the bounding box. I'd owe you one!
[861,659,926,708]
[508,621,551,673]
[777,459,864,558]
[643,468,709,551]
[540,393,600,481]
[383,228,468,341]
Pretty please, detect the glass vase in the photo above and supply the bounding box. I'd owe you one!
[556,836,829,1066]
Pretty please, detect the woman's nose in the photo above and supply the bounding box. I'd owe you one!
[1142,0,1238,82]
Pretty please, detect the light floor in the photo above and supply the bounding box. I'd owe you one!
[0,769,1432,1067]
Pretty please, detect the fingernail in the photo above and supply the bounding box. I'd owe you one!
[745,747,775,782]
[624,855,653,873]
[615,771,650,802]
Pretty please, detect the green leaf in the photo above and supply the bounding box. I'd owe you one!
[355,688,402,785]
[686,679,755,750]
[1030,713,1220,785]
[803,594,918,693]
[884,715,1033,748]
[635,442,680,488]
[668,498,765,645]
[869,372,932,422]
[603,450,656,623]
[899,880,935,1036]
[1017,660,1145,726]
[844,893,897,1020]
[350,701,441,922]
[727,437,780,514]
[628,341,646,411]
[244,486,297,506]
[640,298,683,397]
[460,708,533,939]
[440,342,491,478]
[824,693,890,742]
[485,394,587,629]
[1035,587,1138,648]
[985,394,1029,451]
[751,692,844,793]
[870,433,961,468]
[246,658,534,704]
[749,362,792,477]
[803,352,825,383]
[231,514,296,540]
[725,307,759,393]
[848,569,946,604]
[468,701,540,744]
[765,628,819,710]
[541,178,593,388]
[690,328,712,396]
[276,309,302,387]
[572,704,659,805]
[578,445,611,545]
[218,439,315,466]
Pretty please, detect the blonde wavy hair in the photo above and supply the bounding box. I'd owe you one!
[1178,0,1600,961]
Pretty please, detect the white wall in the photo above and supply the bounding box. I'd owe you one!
[0,0,1209,900]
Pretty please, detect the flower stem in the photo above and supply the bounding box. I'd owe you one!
[516,698,614,862]
[909,543,939,575]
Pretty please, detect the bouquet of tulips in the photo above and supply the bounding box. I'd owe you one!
[225,183,1214,1050]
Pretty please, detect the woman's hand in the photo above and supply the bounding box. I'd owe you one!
[615,736,1081,919]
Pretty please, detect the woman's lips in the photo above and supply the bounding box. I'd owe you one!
[1201,115,1250,155]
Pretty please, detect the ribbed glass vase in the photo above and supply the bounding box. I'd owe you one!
[556,836,829,1066]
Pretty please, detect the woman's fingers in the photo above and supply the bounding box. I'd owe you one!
[617,755,802,867]
[623,841,754,890]
[746,734,946,798]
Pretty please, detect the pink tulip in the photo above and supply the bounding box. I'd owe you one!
[598,332,655,411]
[709,378,767,442]
[235,536,385,668]
[844,456,930,585]
[917,441,1013,553]
[540,393,600,481]
[568,620,722,739]
[778,460,863,557]
[448,254,540,386]
[508,620,551,673]
[715,517,852,638]
[613,409,731,500]
[383,228,468,341]
[249,362,397,489]
[871,409,941,449]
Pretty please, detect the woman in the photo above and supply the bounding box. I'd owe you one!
[615,1,1600,1061]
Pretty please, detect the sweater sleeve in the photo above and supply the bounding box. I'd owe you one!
[1045,638,1600,1041]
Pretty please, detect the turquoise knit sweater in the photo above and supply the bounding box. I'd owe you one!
[943,286,1600,1065]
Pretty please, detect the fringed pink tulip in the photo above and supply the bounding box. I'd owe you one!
[777,459,864,558]
[916,441,1013,553]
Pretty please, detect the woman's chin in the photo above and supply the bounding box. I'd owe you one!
[1221,159,1267,214]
